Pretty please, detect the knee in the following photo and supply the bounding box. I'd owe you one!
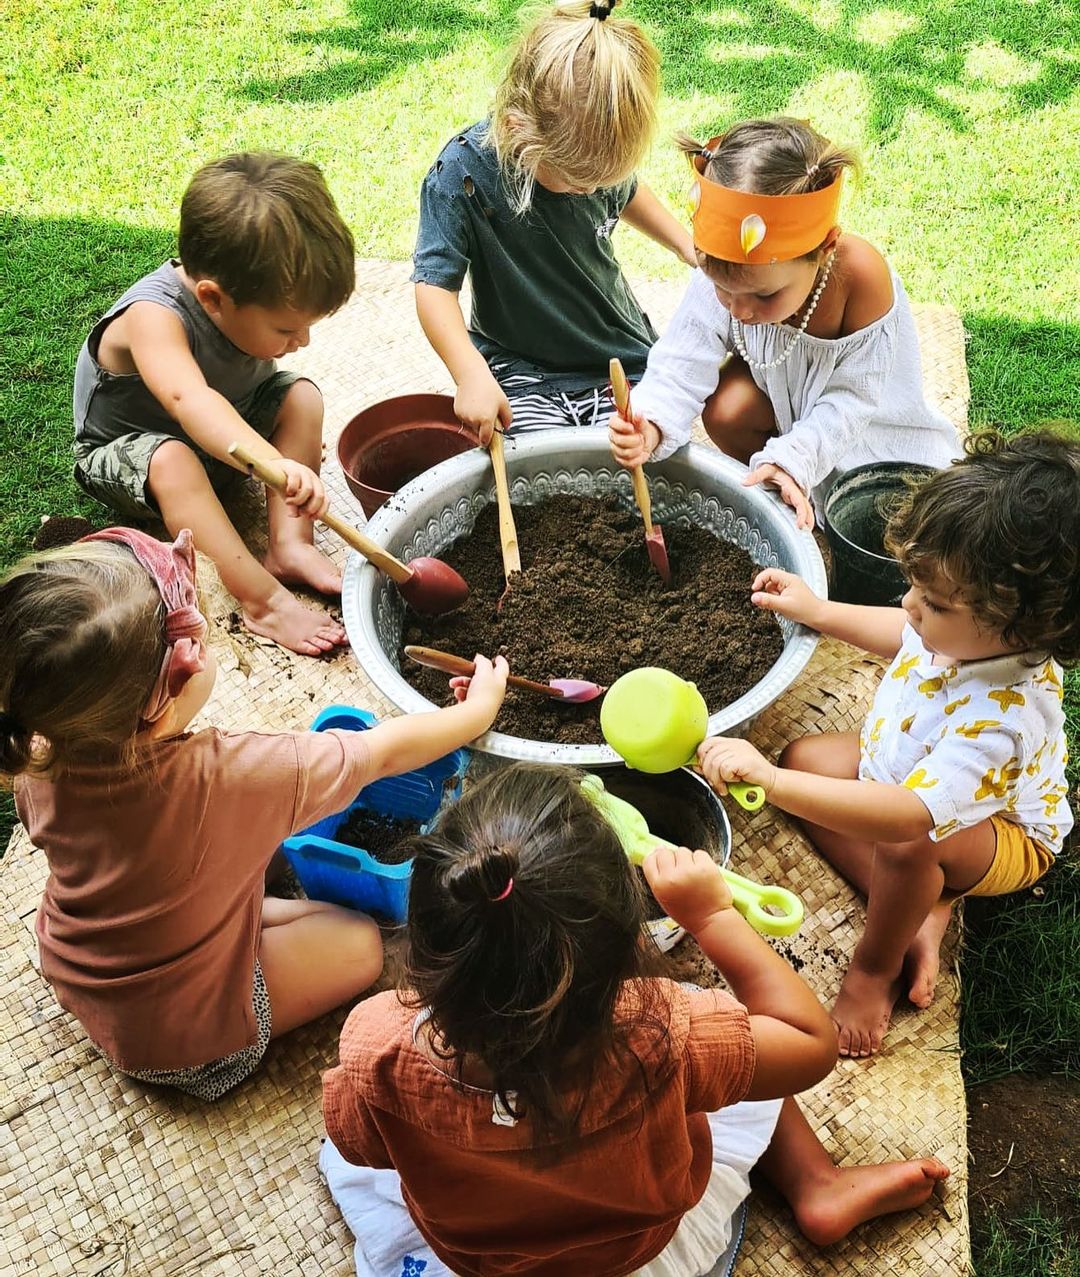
[279,377,323,427]
[778,734,822,774]
[147,438,209,497]
[346,913,384,991]
[701,379,742,441]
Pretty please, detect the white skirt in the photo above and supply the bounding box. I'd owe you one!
[319,1097,782,1277]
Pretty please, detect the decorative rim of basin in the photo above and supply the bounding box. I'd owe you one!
[342,428,827,766]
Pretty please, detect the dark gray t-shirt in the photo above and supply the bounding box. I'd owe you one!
[74,261,276,445]
[411,122,657,394]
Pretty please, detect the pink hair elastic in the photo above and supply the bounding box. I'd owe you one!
[491,877,514,902]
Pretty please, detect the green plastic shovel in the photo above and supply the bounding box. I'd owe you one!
[583,774,803,937]
[600,667,766,812]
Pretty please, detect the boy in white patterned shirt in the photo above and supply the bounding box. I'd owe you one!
[696,431,1078,1057]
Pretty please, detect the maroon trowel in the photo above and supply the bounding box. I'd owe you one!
[230,443,469,617]
[609,358,671,585]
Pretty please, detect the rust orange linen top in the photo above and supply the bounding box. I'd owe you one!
[323,981,755,1276]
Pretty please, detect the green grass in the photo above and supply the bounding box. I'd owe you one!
[976,1207,1080,1277]
[1,1,1079,1265]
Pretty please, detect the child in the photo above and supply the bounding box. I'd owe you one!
[609,117,960,528]
[0,526,508,1099]
[412,0,696,444]
[696,431,1079,1056]
[73,152,355,656]
[321,763,948,1276]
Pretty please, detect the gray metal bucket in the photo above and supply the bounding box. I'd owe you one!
[823,462,934,607]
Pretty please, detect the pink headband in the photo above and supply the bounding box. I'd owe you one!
[80,527,208,722]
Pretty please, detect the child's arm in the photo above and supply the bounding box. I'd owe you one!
[750,568,907,659]
[645,846,837,1098]
[697,736,933,844]
[414,283,511,445]
[125,302,326,515]
[360,654,509,781]
[620,182,697,267]
[609,271,730,467]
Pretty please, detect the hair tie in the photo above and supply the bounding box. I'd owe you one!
[806,162,820,179]
[588,2,609,18]
[79,527,208,722]
[0,709,23,736]
[699,146,714,162]
[491,877,514,902]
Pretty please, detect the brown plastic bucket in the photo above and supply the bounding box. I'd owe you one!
[337,394,479,518]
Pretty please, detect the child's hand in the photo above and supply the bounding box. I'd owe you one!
[750,568,826,629]
[743,462,814,530]
[608,409,661,469]
[696,736,777,798]
[276,459,329,519]
[643,845,733,935]
[455,370,513,446]
[450,654,509,726]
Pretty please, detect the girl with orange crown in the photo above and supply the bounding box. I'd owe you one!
[609,117,960,528]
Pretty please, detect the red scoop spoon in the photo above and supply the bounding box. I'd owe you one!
[405,645,606,702]
[230,444,468,616]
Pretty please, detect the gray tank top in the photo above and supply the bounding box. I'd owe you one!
[74,261,276,444]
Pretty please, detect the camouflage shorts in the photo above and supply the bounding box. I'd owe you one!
[73,370,304,520]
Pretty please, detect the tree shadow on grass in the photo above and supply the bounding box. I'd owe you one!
[242,0,522,103]
[240,0,1078,142]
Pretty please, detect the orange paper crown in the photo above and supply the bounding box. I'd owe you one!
[689,137,843,265]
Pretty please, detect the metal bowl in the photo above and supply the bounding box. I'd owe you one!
[342,428,827,766]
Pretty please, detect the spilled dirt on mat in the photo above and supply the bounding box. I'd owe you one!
[402,496,783,742]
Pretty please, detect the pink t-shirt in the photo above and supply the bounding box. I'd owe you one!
[16,727,373,1071]
[323,981,755,1276]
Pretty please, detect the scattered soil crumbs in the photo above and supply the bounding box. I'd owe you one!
[335,809,423,864]
[402,496,783,742]
[968,1074,1080,1245]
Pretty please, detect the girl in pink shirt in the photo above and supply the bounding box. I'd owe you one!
[0,526,507,1100]
[322,762,948,1277]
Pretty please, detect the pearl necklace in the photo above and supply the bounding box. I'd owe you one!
[730,251,834,372]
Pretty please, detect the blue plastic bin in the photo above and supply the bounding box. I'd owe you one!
[280,705,468,921]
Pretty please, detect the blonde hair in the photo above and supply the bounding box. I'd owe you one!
[0,542,167,778]
[490,1,660,212]
[179,152,356,314]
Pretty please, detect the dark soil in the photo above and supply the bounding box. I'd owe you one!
[968,1073,1080,1245]
[335,809,423,864]
[402,496,783,743]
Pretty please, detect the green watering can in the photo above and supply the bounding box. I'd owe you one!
[600,667,765,811]
[583,774,803,938]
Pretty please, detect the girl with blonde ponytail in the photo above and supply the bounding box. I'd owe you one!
[413,1,695,444]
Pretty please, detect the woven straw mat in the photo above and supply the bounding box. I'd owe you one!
[1,261,972,1277]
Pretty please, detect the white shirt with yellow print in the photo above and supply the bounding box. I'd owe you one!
[858,625,1071,853]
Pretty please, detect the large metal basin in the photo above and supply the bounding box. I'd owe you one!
[342,428,827,766]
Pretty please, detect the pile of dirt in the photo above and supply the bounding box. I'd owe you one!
[335,809,423,864]
[402,496,783,742]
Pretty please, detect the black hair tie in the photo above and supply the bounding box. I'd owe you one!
[589,2,609,18]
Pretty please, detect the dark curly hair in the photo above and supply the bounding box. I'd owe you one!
[401,763,669,1149]
[885,427,1080,665]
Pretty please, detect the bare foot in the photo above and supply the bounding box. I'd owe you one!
[793,1157,950,1246]
[243,587,348,656]
[832,964,901,1057]
[903,901,952,1009]
[264,541,342,596]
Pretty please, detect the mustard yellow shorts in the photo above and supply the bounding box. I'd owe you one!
[965,816,1055,897]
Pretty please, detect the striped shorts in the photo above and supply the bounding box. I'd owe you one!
[495,366,617,433]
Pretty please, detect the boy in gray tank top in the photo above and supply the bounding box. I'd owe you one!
[73,153,355,656]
